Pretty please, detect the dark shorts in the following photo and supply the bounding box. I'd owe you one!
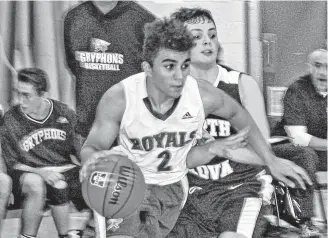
[170,171,273,238]
[9,167,88,210]
[107,180,185,238]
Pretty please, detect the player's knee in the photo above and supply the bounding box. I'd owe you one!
[0,173,12,197]
[21,173,45,197]
[218,232,247,238]
[297,146,318,158]
[48,187,69,206]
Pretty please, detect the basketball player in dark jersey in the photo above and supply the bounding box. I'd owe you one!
[169,8,281,238]
[0,68,88,238]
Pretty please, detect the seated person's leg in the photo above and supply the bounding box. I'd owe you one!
[64,167,90,236]
[64,167,89,212]
[46,183,70,238]
[316,151,327,171]
[19,171,46,238]
[0,173,12,232]
[272,143,319,182]
[272,144,319,219]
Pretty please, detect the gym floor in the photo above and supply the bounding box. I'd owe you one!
[1,216,327,238]
[1,209,90,238]
[2,214,327,238]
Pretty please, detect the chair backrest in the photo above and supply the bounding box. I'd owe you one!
[271,118,287,137]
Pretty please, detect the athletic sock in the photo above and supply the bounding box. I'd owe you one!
[20,234,36,238]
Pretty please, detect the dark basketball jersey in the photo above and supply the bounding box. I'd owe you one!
[1,99,79,170]
[282,74,327,139]
[188,65,265,191]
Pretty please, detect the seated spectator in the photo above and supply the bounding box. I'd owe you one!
[0,68,89,238]
[272,48,327,227]
[0,105,12,235]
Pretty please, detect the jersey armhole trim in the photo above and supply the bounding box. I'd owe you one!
[120,82,129,130]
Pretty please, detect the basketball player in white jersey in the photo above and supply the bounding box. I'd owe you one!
[80,18,311,238]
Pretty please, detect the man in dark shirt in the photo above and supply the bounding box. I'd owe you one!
[64,1,155,138]
[283,49,327,157]
[272,48,327,229]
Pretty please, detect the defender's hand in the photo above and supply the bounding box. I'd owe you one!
[209,127,249,158]
[267,157,312,190]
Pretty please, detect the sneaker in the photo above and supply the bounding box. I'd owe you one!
[81,225,95,238]
[68,230,83,238]
[300,220,324,237]
[263,223,301,238]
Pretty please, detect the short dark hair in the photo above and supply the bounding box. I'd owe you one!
[17,68,49,95]
[142,17,194,65]
[170,7,216,26]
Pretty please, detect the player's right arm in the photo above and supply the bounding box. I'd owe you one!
[80,83,126,180]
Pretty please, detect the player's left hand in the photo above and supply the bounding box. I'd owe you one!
[267,157,312,190]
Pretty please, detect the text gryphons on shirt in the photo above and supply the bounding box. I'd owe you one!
[20,128,67,152]
[75,38,124,71]
[189,118,234,180]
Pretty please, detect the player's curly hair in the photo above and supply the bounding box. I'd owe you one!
[170,7,216,27]
[17,68,49,95]
[142,17,194,65]
[171,7,223,63]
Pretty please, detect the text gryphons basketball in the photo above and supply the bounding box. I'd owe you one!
[82,154,146,219]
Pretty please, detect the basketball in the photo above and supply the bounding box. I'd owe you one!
[81,154,146,219]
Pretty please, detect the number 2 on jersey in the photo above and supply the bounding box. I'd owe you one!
[157,150,172,171]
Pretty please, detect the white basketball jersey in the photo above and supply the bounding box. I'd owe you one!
[118,73,205,185]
